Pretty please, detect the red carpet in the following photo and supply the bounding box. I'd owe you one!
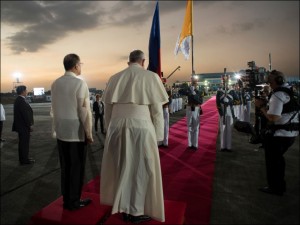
[158,96,218,225]
[104,200,186,225]
[82,97,219,224]
[29,192,111,225]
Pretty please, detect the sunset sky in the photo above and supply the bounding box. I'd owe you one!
[1,1,299,93]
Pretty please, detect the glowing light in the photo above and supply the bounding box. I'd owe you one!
[192,75,199,80]
[235,73,241,79]
[13,72,22,82]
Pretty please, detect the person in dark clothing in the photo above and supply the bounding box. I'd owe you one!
[93,94,105,134]
[12,85,35,165]
[255,70,299,196]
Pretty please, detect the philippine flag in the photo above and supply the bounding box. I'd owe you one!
[147,1,161,77]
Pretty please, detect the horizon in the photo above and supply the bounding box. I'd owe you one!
[1,1,299,93]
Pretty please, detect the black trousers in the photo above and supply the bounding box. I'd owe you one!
[18,129,30,163]
[95,114,104,132]
[263,135,295,192]
[0,121,3,139]
[57,139,87,207]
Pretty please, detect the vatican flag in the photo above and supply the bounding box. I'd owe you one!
[174,0,193,60]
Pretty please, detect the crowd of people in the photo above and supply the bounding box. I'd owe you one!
[216,70,299,196]
[2,50,298,223]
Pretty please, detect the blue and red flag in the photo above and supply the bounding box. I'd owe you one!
[147,1,161,77]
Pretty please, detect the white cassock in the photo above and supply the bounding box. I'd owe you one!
[100,63,168,222]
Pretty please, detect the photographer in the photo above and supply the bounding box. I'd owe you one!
[255,70,299,196]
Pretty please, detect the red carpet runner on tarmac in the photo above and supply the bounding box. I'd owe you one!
[158,96,219,224]
[82,96,219,224]
[30,97,218,225]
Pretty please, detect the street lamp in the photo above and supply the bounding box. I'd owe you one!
[12,72,23,92]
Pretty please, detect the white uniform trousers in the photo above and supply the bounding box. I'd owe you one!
[238,104,244,121]
[243,101,251,123]
[219,114,233,150]
[178,98,183,110]
[172,99,176,113]
[186,106,200,148]
[233,105,240,120]
[169,99,174,114]
[158,107,169,146]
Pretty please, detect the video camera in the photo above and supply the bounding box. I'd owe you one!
[240,61,267,90]
[234,61,269,144]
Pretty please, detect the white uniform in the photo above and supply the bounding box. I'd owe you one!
[186,86,203,149]
[101,63,168,222]
[186,106,201,148]
[217,89,235,150]
[0,103,6,142]
[158,106,169,147]
[0,104,5,121]
[243,91,252,123]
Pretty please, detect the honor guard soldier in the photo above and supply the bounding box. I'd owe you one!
[185,75,203,150]
[230,84,240,120]
[158,89,172,148]
[216,70,235,152]
[242,87,253,123]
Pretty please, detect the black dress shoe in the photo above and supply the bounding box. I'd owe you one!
[220,148,232,152]
[20,159,35,165]
[259,186,283,196]
[79,198,92,207]
[122,213,131,222]
[130,215,151,224]
[64,198,92,211]
[158,144,168,148]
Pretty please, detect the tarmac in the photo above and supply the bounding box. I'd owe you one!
[0,95,299,225]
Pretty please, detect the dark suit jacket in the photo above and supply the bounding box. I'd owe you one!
[93,101,104,115]
[12,96,34,132]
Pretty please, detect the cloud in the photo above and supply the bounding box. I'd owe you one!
[1,1,102,54]
[1,1,218,54]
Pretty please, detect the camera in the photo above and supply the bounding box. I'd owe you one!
[240,61,267,90]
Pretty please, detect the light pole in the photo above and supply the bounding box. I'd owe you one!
[12,72,23,92]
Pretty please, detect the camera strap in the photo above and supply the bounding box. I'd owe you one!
[269,111,299,132]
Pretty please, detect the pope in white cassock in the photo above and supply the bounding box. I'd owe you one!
[100,50,169,223]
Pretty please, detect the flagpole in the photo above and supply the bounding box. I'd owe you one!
[191,0,195,75]
[269,53,272,71]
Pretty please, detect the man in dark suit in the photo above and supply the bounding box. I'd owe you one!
[12,85,35,165]
[93,94,105,134]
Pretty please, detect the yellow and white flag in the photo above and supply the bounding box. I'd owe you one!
[174,0,193,60]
